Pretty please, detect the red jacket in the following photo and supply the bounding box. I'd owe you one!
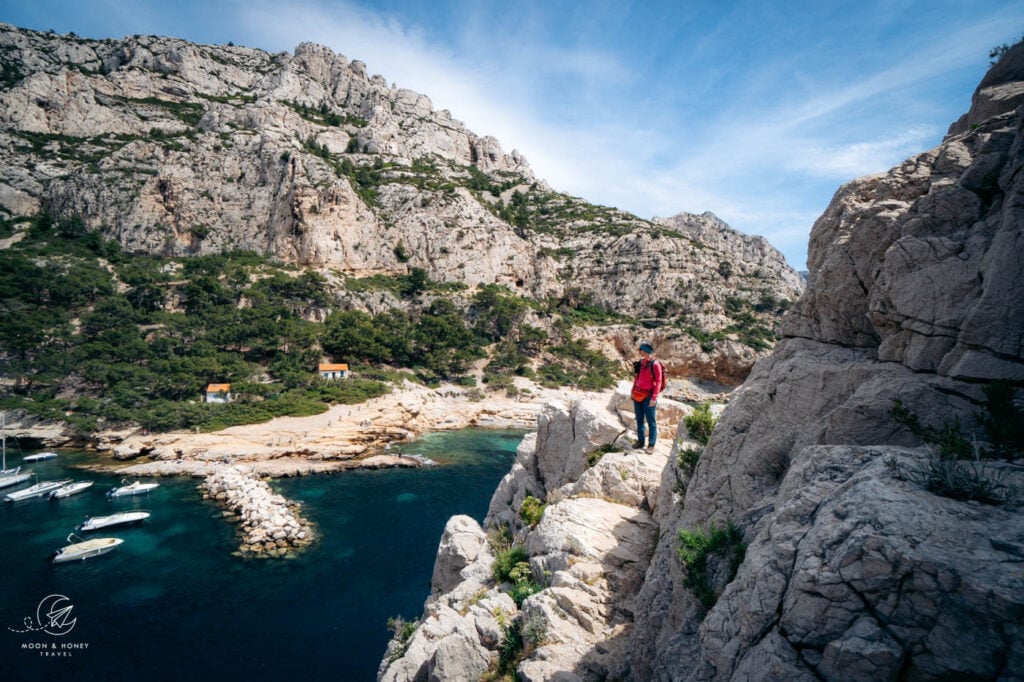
[632,358,663,401]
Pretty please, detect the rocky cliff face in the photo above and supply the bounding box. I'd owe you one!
[0,23,801,371]
[630,43,1024,680]
[380,45,1024,680]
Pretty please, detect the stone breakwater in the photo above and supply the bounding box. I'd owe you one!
[200,467,314,558]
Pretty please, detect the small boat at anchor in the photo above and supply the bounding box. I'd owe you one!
[0,470,31,489]
[78,511,151,532]
[0,413,31,489]
[5,478,72,502]
[49,480,94,499]
[108,479,160,497]
[23,452,59,462]
[50,533,123,563]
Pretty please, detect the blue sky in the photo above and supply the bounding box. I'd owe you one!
[2,0,1022,269]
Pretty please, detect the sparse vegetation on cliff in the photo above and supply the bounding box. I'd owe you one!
[519,495,546,527]
[676,521,746,611]
[684,402,718,445]
[890,388,1023,505]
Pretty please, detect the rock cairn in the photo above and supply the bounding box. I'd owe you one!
[200,467,314,558]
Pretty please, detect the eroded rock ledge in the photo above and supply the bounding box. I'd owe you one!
[377,389,697,681]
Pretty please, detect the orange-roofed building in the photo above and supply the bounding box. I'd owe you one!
[205,383,232,403]
[318,363,349,380]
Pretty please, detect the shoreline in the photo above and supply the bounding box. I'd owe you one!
[7,377,730,479]
[71,380,577,478]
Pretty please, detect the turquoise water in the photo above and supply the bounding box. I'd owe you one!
[1,429,524,681]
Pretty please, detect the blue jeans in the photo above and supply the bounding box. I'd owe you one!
[634,396,657,446]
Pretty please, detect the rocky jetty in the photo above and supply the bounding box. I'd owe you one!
[200,466,314,558]
[378,44,1024,680]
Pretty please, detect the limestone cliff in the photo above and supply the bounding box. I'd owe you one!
[0,23,801,374]
[630,42,1024,680]
[379,44,1024,681]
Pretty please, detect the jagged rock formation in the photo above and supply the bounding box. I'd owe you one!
[629,43,1024,680]
[378,392,690,681]
[0,23,801,372]
[379,44,1024,680]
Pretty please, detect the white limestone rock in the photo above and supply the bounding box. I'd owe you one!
[429,515,489,597]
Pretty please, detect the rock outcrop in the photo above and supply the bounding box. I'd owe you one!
[629,43,1024,680]
[378,392,695,681]
[379,43,1024,680]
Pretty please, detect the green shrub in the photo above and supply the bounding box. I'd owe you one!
[678,446,702,472]
[521,615,547,649]
[586,442,621,468]
[519,495,546,527]
[495,618,524,678]
[915,447,1014,504]
[507,561,543,606]
[677,521,746,611]
[892,400,972,458]
[979,383,1024,459]
[383,615,420,665]
[685,403,717,445]
[386,615,418,643]
[492,545,530,584]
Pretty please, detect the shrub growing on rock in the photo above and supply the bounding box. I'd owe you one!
[891,390,1023,505]
[676,521,746,611]
[519,495,546,527]
[677,445,702,473]
[492,545,529,584]
[685,403,717,446]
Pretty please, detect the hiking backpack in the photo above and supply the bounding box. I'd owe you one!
[633,359,667,393]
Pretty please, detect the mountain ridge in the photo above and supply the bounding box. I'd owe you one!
[0,22,801,318]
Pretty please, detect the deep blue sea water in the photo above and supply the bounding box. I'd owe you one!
[0,429,524,681]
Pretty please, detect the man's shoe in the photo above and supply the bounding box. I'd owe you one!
[645,444,656,451]
[633,440,644,449]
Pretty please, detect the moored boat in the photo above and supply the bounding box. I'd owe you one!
[0,413,30,488]
[108,479,160,497]
[4,478,72,502]
[49,480,94,499]
[0,470,32,489]
[23,452,59,462]
[50,534,123,563]
[78,510,151,532]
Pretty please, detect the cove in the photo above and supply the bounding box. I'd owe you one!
[0,428,526,681]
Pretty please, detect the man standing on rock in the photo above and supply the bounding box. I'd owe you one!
[631,341,664,451]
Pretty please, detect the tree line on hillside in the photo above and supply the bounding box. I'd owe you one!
[0,213,619,433]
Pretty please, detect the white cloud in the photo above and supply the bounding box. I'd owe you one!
[224,0,1024,271]
[787,126,937,178]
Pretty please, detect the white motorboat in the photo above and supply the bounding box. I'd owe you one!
[4,478,72,502]
[24,452,59,462]
[108,479,160,497]
[51,534,123,563]
[78,511,151,532]
[49,480,94,499]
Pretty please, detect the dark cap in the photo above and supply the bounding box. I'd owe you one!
[639,342,654,353]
